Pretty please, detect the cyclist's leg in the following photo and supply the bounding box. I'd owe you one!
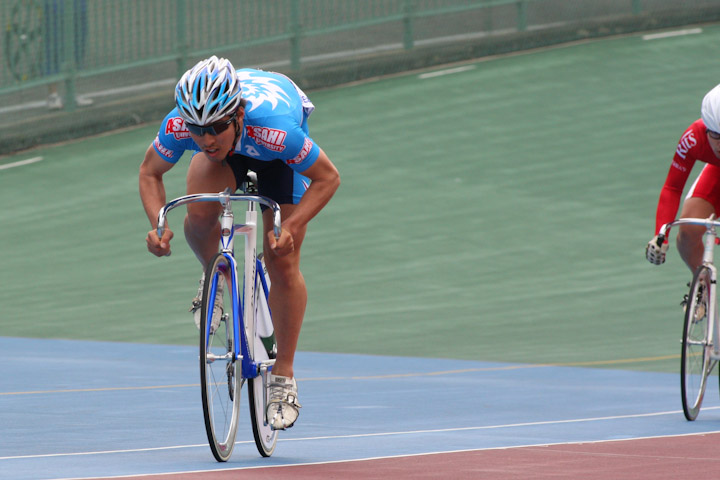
[677,164,720,272]
[262,204,308,379]
[251,159,310,379]
[248,160,307,429]
[184,152,239,268]
[678,197,715,271]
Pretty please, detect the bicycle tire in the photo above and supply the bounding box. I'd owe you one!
[681,265,713,421]
[200,253,242,461]
[248,254,279,456]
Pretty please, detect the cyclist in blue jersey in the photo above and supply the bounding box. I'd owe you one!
[139,56,340,430]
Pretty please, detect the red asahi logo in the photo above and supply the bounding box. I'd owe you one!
[287,138,313,165]
[246,125,287,152]
[165,117,190,140]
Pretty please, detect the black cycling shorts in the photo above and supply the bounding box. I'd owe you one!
[226,155,308,206]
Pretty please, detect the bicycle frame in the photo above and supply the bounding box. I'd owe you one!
[659,217,719,359]
[157,189,281,379]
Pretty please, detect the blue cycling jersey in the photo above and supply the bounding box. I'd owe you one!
[152,69,320,172]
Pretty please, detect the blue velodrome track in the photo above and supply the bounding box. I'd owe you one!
[2,337,720,480]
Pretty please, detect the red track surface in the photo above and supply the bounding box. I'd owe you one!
[81,432,720,480]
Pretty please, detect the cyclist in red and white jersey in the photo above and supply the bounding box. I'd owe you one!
[647,83,720,272]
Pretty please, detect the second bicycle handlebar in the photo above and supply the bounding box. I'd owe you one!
[156,191,282,240]
[658,217,720,245]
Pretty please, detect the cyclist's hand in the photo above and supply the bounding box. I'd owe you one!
[147,227,174,257]
[267,228,294,257]
[646,234,669,265]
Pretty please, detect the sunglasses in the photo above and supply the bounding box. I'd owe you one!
[185,113,236,136]
[707,129,720,140]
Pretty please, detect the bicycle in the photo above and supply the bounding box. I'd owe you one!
[658,216,720,421]
[156,174,281,460]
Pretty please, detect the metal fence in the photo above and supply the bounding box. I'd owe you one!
[1,0,719,153]
[4,0,707,98]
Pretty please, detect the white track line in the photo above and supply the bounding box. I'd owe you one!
[642,28,702,41]
[419,65,476,79]
[4,406,720,461]
[43,429,720,480]
[0,156,43,170]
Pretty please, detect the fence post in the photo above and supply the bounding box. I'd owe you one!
[403,0,415,50]
[516,0,527,32]
[289,0,302,71]
[62,0,77,111]
[176,0,188,79]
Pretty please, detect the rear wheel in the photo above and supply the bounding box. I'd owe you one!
[681,266,714,421]
[200,253,241,461]
[248,254,279,456]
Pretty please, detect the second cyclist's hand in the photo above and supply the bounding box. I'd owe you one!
[147,227,174,257]
[267,228,294,257]
[645,234,669,265]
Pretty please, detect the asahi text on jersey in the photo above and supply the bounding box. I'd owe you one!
[165,117,191,140]
[246,125,287,152]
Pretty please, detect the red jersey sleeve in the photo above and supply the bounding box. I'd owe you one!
[654,122,702,234]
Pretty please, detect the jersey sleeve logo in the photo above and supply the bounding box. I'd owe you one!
[153,136,173,159]
[287,137,313,165]
[676,130,697,160]
[245,125,287,152]
[165,117,190,140]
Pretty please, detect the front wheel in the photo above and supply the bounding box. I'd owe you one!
[200,253,242,461]
[681,265,714,421]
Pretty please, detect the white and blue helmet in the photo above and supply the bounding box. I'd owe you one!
[175,56,242,126]
[702,83,720,134]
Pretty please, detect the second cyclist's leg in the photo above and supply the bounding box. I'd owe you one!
[677,197,715,273]
[677,164,720,273]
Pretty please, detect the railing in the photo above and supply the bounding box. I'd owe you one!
[0,0,703,109]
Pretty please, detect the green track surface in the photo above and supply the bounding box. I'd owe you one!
[3,26,720,372]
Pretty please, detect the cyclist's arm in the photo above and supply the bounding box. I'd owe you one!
[269,148,339,253]
[139,144,175,228]
[654,155,694,234]
[140,145,176,257]
[289,149,339,229]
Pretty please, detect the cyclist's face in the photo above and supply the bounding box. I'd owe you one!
[707,129,720,159]
[188,109,244,162]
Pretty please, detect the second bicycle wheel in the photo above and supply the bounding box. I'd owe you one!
[200,253,242,461]
[248,254,279,456]
[681,265,713,421]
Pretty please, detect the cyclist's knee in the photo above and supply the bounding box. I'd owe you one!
[186,204,221,231]
[679,196,715,220]
[677,226,704,249]
[265,253,302,287]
